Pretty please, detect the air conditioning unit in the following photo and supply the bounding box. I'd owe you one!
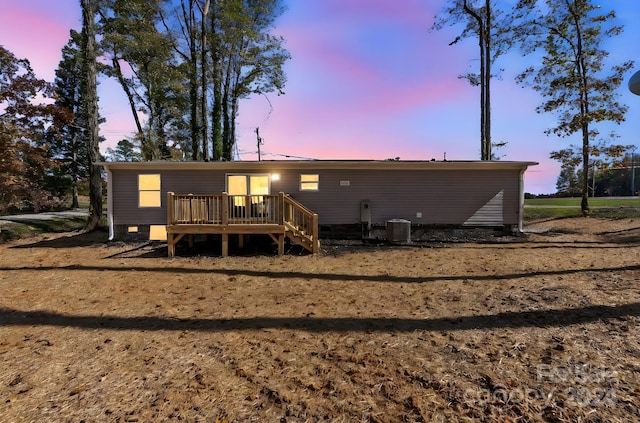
[386,219,411,243]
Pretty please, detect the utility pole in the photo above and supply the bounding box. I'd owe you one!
[628,72,639,195]
[632,147,636,196]
[255,127,263,161]
[592,163,597,198]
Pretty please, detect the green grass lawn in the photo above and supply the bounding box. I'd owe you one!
[525,197,640,207]
[524,196,640,220]
[0,216,88,243]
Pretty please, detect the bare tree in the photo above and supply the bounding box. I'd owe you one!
[433,0,513,160]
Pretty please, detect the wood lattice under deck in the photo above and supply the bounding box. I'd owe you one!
[166,192,319,257]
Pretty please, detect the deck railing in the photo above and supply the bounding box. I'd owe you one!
[169,194,224,224]
[283,195,319,251]
[168,192,281,225]
[228,194,282,225]
[167,192,319,253]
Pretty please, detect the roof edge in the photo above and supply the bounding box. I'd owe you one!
[97,160,538,171]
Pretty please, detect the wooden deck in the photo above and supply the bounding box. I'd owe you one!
[166,192,319,257]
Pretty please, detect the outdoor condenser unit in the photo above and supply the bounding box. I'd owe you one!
[386,219,411,243]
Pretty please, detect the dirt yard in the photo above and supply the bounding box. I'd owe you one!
[1,217,639,422]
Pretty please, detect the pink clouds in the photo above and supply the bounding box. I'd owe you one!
[1,0,637,195]
[284,4,476,140]
[253,1,590,192]
[275,0,474,119]
[299,0,439,28]
[0,2,80,81]
[237,75,475,163]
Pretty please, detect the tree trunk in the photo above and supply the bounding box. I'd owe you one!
[71,131,79,209]
[570,3,590,215]
[479,25,487,160]
[211,6,223,160]
[200,0,210,161]
[212,64,222,159]
[222,55,233,161]
[187,0,200,160]
[483,0,491,161]
[81,0,104,231]
[229,57,244,161]
[463,0,490,160]
[189,60,199,160]
[111,57,148,158]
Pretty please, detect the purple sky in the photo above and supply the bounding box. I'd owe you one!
[1,0,639,194]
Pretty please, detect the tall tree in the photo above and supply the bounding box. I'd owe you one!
[100,0,185,161]
[551,140,629,197]
[184,0,202,160]
[81,0,105,230]
[53,30,90,208]
[166,0,291,161]
[199,0,211,160]
[593,152,639,197]
[514,0,633,214]
[432,0,513,160]
[211,0,290,160]
[98,0,290,162]
[160,0,205,160]
[105,139,143,162]
[0,46,71,213]
[555,165,581,196]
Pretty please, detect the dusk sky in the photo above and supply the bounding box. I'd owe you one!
[1,0,639,194]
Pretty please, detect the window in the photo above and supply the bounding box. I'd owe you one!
[139,174,161,207]
[300,174,319,191]
[249,175,269,196]
[226,174,270,205]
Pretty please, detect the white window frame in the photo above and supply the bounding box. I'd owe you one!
[225,174,272,196]
[300,174,319,191]
[138,174,161,208]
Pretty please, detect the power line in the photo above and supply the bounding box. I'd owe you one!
[237,149,318,161]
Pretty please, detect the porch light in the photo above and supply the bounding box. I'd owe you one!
[271,173,281,181]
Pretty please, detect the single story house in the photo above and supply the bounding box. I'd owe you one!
[101,160,537,255]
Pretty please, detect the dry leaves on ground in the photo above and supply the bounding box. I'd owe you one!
[0,217,639,422]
